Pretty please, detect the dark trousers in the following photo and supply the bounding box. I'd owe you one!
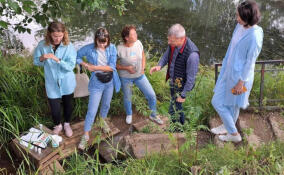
[169,85,185,125]
[48,93,73,125]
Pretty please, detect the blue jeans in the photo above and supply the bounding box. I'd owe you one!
[120,75,157,117]
[211,85,240,134]
[169,83,185,125]
[84,77,114,132]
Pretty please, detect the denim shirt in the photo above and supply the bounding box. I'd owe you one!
[76,43,121,92]
[34,40,77,99]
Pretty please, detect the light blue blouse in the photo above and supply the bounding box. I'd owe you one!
[34,40,77,99]
[214,24,263,108]
[76,43,121,92]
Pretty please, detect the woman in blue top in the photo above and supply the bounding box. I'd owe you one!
[34,22,77,137]
[211,0,263,142]
[77,28,121,150]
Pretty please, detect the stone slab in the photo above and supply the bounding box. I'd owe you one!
[209,116,223,129]
[268,113,284,142]
[123,133,185,159]
[238,113,274,148]
[133,116,169,133]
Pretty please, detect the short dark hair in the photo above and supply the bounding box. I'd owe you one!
[121,25,136,43]
[237,0,261,27]
[94,28,110,48]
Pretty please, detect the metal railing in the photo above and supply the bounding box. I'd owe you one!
[215,60,284,110]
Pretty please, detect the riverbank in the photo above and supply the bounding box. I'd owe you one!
[0,55,283,174]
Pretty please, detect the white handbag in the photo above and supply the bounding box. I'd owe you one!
[74,65,89,98]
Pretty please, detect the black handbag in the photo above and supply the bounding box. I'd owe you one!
[95,71,113,83]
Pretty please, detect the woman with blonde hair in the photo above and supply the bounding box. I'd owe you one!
[34,22,77,137]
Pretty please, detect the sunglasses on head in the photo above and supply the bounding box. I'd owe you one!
[96,32,108,37]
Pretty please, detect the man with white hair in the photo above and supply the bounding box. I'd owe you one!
[150,24,199,125]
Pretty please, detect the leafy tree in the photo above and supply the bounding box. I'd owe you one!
[0,0,132,34]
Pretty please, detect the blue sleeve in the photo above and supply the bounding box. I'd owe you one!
[158,47,170,68]
[181,52,199,97]
[108,44,117,71]
[76,45,87,65]
[215,25,239,87]
[240,32,263,82]
[215,52,228,89]
[59,43,77,71]
[33,42,45,67]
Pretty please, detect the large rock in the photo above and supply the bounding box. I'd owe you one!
[209,116,223,129]
[97,132,128,162]
[268,112,284,142]
[122,133,186,159]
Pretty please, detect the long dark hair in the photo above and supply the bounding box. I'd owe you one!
[94,28,110,48]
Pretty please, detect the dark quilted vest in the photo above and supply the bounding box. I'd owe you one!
[171,38,199,86]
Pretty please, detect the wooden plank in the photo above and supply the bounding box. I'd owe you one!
[88,121,120,146]
[10,124,64,168]
[12,138,64,166]
[39,154,60,170]
[11,121,121,171]
[58,146,77,161]
[39,160,64,175]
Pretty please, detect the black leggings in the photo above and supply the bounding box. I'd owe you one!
[48,94,73,125]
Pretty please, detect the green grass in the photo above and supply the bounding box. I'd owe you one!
[0,55,284,174]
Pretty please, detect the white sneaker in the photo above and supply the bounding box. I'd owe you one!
[210,124,227,135]
[78,135,89,150]
[53,124,62,135]
[149,115,164,125]
[101,119,110,134]
[126,115,132,124]
[218,133,242,143]
[64,122,73,137]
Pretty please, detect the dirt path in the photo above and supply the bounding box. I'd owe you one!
[209,111,284,148]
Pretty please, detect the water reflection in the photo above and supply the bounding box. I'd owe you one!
[9,0,284,65]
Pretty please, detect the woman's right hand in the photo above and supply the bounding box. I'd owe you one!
[127,65,136,74]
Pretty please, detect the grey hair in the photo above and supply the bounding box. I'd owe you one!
[168,24,186,38]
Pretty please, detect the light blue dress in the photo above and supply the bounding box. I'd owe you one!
[214,24,263,109]
[34,40,77,99]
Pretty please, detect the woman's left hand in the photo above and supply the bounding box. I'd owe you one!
[232,80,244,95]
[46,53,60,63]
